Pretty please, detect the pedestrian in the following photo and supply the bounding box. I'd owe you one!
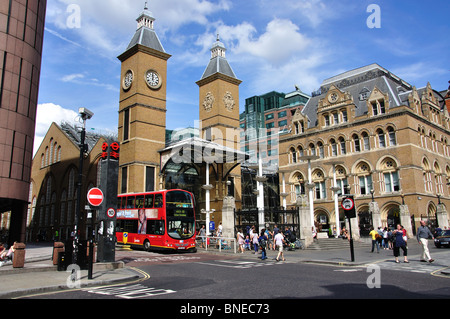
[252,230,259,254]
[369,227,380,253]
[312,226,318,242]
[198,225,206,248]
[382,227,389,250]
[416,220,434,263]
[272,224,279,250]
[244,235,251,250]
[259,229,268,260]
[393,224,409,263]
[274,230,285,262]
[237,229,245,253]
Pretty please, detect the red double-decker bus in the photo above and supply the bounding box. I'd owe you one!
[116,189,196,252]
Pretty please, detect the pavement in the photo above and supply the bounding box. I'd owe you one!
[0,239,449,299]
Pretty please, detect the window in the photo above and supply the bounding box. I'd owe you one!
[377,129,386,148]
[309,143,316,156]
[342,110,348,123]
[359,175,373,195]
[121,166,128,194]
[339,137,346,155]
[333,112,339,125]
[362,132,370,150]
[324,115,330,126]
[353,134,361,152]
[315,182,326,200]
[145,166,155,192]
[266,122,275,129]
[278,120,287,127]
[384,172,400,192]
[330,139,337,157]
[123,109,130,141]
[372,102,378,116]
[278,111,287,118]
[387,127,396,146]
[318,142,324,158]
[266,113,274,120]
[290,147,297,163]
[312,170,326,200]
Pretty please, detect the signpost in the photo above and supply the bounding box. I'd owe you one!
[87,188,104,207]
[342,195,356,262]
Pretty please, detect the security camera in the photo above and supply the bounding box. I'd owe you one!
[78,107,94,120]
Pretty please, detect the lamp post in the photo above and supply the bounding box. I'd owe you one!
[300,155,319,230]
[72,108,93,271]
[202,156,217,236]
[324,160,344,238]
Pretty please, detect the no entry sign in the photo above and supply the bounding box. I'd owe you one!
[87,187,104,207]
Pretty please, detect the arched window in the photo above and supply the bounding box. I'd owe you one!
[434,162,444,195]
[353,134,361,152]
[317,142,324,158]
[355,161,372,196]
[387,126,397,146]
[330,139,337,157]
[380,158,400,193]
[309,143,316,156]
[362,132,370,150]
[422,158,433,193]
[312,169,326,200]
[338,137,346,155]
[290,147,297,164]
[377,129,386,148]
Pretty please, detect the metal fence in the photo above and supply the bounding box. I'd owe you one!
[196,236,237,254]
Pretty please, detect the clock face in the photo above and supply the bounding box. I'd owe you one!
[145,70,162,89]
[122,70,133,90]
[328,92,338,103]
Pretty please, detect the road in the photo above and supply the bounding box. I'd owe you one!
[19,247,450,304]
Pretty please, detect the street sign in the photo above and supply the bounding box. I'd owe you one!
[106,208,116,218]
[341,197,354,211]
[87,188,104,207]
[342,195,356,219]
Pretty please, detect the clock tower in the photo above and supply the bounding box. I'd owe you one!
[117,4,171,194]
[196,35,242,148]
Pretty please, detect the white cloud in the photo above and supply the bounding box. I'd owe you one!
[45,0,232,53]
[61,73,84,82]
[33,103,79,156]
[229,19,311,66]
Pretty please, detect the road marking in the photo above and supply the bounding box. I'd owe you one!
[85,284,176,299]
[198,259,285,269]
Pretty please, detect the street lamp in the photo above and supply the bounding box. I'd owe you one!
[300,155,319,230]
[72,107,93,271]
[202,155,217,236]
[324,160,344,238]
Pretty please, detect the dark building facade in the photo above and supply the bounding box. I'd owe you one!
[0,0,47,244]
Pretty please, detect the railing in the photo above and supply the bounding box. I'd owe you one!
[196,236,237,254]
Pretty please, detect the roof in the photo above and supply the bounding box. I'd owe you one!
[200,56,237,80]
[302,64,419,128]
[159,137,248,164]
[199,36,238,81]
[125,27,165,53]
[59,122,116,154]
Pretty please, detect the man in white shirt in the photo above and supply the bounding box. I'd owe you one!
[274,232,285,262]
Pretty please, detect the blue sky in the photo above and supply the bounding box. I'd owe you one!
[35,0,450,154]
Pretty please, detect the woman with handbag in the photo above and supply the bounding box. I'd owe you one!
[393,224,409,263]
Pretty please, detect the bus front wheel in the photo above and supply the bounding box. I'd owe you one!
[143,240,151,252]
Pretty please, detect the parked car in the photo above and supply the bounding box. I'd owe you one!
[434,230,450,248]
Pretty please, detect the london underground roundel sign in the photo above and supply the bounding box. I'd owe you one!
[87,188,104,207]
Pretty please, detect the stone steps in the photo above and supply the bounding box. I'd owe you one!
[306,238,372,250]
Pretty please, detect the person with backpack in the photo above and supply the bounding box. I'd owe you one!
[259,229,268,260]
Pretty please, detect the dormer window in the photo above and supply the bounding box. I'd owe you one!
[371,99,386,116]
